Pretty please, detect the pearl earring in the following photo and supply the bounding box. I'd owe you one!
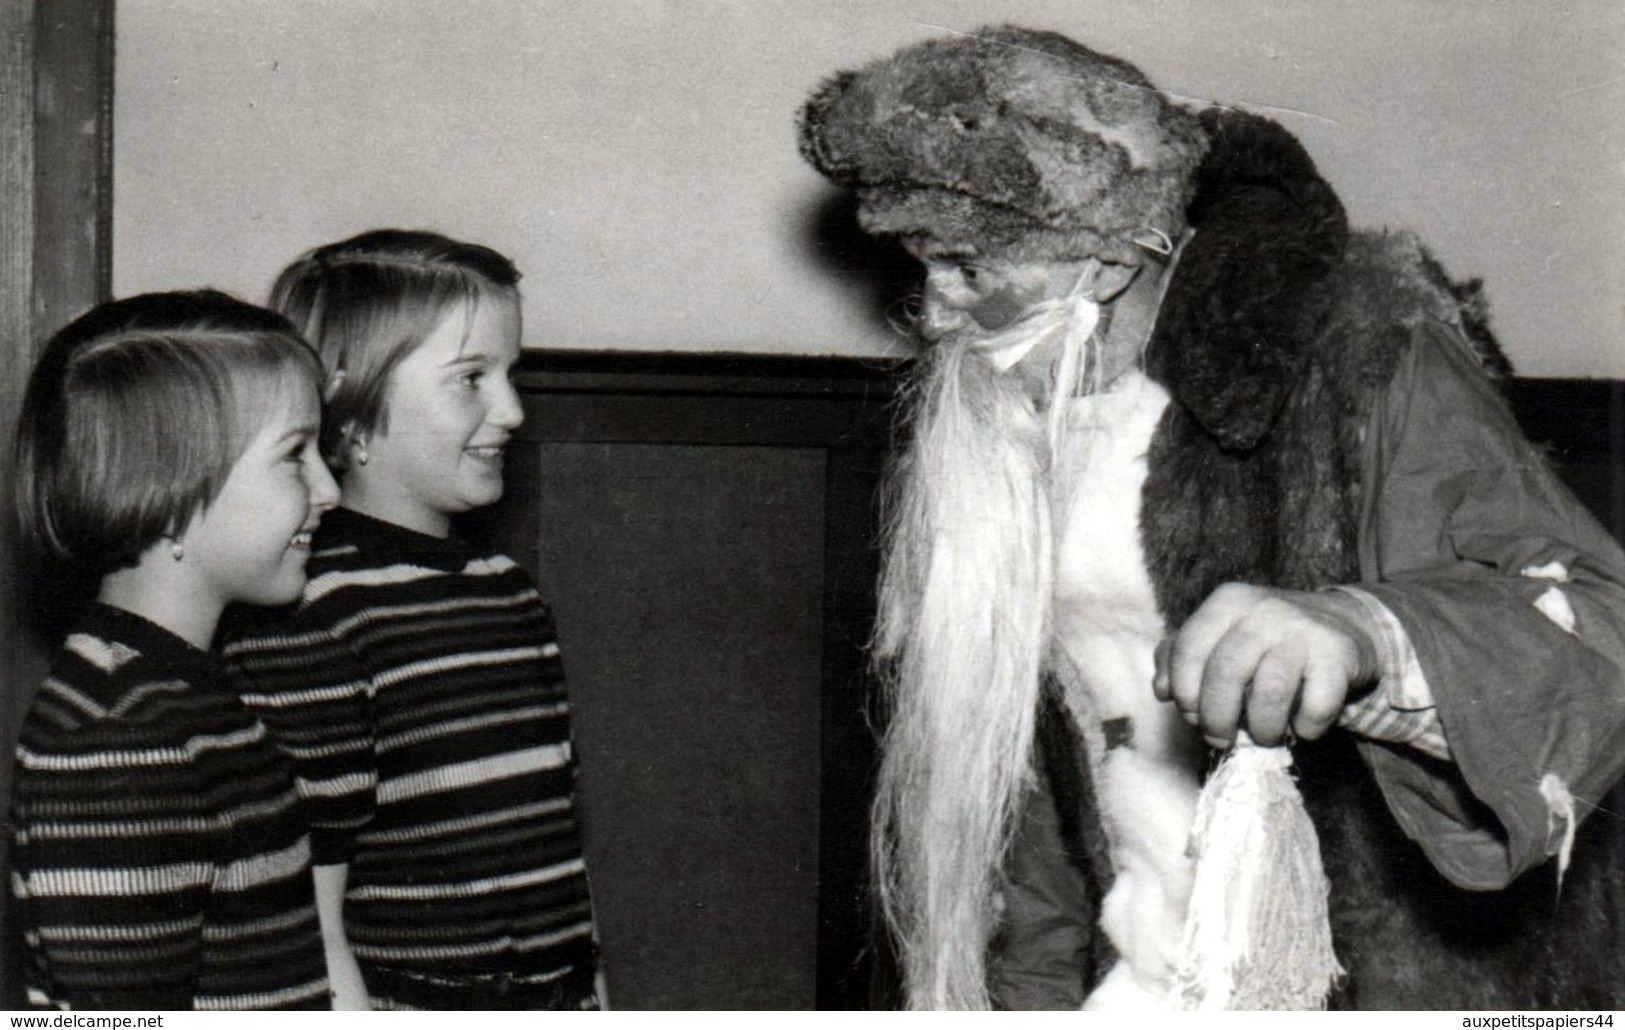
[171,541,185,562]
[356,445,370,466]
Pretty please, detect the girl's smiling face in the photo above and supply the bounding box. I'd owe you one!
[344,291,524,538]
[180,378,339,609]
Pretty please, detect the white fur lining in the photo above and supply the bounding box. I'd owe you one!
[1047,371,1205,1008]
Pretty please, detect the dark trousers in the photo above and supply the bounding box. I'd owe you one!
[361,961,599,1011]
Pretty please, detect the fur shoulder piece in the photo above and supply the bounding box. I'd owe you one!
[1147,109,1350,450]
[1314,229,1513,392]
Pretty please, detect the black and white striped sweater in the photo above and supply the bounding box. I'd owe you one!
[11,603,329,1010]
[219,507,596,990]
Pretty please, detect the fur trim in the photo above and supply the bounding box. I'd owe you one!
[1140,227,1501,626]
[1145,110,1511,455]
[1147,109,1350,451]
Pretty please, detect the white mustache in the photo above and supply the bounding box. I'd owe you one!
[965,291,1102,372]
[934,258,1108,374]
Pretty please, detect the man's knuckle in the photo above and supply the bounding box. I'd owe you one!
[1298,678,1348,726]
[1252,659,1298,696]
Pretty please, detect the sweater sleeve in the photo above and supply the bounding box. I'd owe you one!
[11,704,223,1009]
[219,606,377,865]
[1351,321,1625,889]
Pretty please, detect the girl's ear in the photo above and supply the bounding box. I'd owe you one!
[335,420,368,470]
[162,503,201,550]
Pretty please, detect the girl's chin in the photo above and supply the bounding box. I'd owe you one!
[457,474,506,503]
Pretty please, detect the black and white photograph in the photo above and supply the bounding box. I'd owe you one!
[2,0,1623,1014]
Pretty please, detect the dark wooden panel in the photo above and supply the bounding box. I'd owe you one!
[514,350,898,452]
[515,348,905,399]
[0,18,37,1008]
[472,440,830,1009]
[547,443,827,1009]
[31,0,114,331]
[1,0,113,1008]
[519,392,892,449]
[815,447,887,1009]
[1509,377,1625,543]
[460,352,901,1009]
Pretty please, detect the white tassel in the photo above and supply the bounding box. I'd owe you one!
[1172,738,1342,1010]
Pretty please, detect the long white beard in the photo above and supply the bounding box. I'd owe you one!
[871,322,1062,1010]
[873,242,1216,1010]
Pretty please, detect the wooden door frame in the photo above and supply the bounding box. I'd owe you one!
[1,0,115,1005]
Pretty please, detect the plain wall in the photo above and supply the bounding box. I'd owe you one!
[114,0,1624,376]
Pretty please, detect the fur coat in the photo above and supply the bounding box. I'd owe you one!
[990,109,1625,1010]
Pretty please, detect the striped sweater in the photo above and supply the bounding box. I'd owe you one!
[10,604,329,1011]
[219,507,596,990]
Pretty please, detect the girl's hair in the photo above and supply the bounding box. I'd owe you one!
[14,290,324,577]
[268,229,521,467]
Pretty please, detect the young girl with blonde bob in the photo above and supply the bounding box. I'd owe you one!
[220,230,600,1010]
[10,291,340,1009]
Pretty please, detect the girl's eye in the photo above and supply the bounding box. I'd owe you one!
[457,371,483,389]
[284,437,320,473]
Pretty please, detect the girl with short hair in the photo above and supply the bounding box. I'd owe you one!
[221,230,600,1010]
[10,290,340,1009]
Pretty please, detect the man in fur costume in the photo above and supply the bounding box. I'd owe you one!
[798,26,1625,1010]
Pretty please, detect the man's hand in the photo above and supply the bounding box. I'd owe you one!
[1153,584,1381,749]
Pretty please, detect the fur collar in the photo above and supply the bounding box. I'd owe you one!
[1146,109,1350,451]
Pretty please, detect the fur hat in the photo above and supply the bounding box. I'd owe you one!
[799,26,1209,264]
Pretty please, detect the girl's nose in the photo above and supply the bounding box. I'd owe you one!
[308,453,341,511]
[488,377,525,430]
